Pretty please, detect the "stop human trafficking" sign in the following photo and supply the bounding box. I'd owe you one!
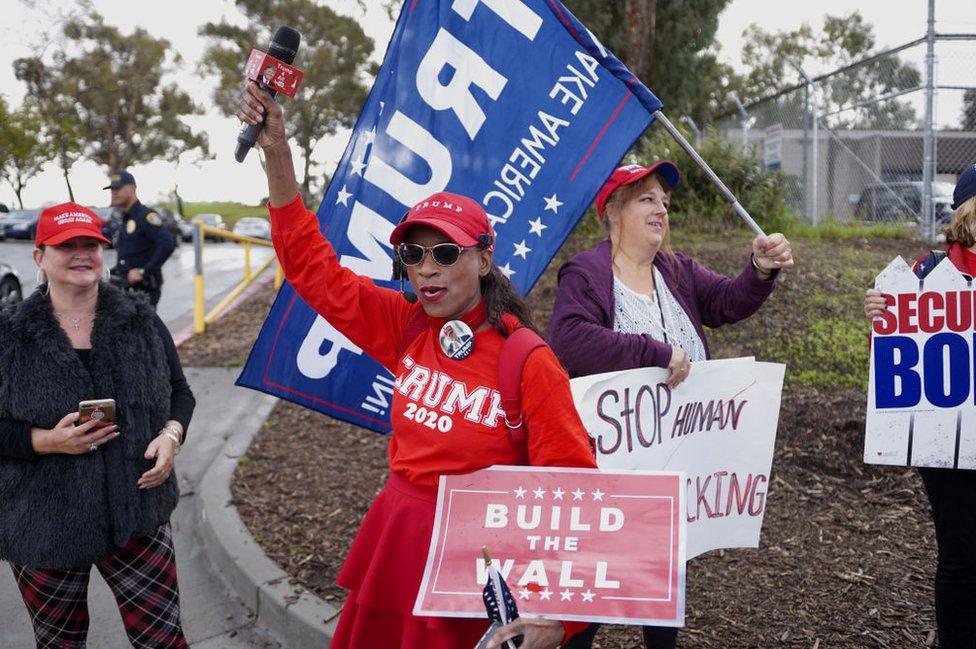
[414,465,686,626]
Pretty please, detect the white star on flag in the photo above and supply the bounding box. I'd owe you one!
[591,489,605,501]
[533,487,547,499]
[581,590,595,602]
[528,217,547,236]
[571,488,585,501]
[513,240,531,259]
[539,589,553,601]
[560,589,574,601]
[379,101,385,115]
[513,486,526,499]
[551,487,565,500]
[518,588,532,600]
[364,128,377,145]
[336,185,352,206]
[351,157,366,176]
[544,194,563,213]
[499,263,515,279]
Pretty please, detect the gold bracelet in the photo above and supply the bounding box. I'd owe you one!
[161,424,183,442]
[161,430,182,455]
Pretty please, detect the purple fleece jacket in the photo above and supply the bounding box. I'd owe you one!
[548,239,779,377]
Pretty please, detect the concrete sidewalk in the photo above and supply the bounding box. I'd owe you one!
[0,368,284,648]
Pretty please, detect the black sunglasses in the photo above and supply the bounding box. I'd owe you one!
[396,242,478,267]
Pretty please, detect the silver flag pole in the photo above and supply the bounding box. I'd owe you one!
[652,110,766,238]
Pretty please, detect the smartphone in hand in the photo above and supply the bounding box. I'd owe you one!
[79,399,116,427]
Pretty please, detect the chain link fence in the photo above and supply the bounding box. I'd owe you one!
[710,35,976,232]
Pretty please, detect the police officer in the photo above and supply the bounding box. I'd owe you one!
[104,170,175,307]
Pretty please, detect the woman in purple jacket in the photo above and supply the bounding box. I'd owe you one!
[549,161,793,648]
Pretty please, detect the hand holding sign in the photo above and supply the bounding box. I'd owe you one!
[665,346,691,389]
[864,288,887,319]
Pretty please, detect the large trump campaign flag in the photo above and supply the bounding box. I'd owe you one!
[238,0,664,432]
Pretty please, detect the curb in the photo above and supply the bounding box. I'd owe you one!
[172,273,277,348]
[198,392,341,649]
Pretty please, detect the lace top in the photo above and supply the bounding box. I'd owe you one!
[612,269,707,362]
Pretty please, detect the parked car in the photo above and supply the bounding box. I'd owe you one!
[855,182,955,224]
[152,207,182,245]
[178,217,196,243]
[232,216,271,240]
[0,263,22,306]
[176,219,197,241]
[192,213,228,242]
[0,209,41,240]
[90,207,121,247]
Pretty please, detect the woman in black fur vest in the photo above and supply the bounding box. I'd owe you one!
[0,202,195,648]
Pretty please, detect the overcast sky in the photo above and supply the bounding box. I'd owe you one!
[1,0,973,209]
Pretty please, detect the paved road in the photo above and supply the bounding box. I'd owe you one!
[0,239,276,326]
[0,368,284,648]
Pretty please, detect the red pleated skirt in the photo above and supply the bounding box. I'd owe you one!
[332,472,489,648]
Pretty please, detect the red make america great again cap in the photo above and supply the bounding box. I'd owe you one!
[595,161,681,219]
[35,202,111,247]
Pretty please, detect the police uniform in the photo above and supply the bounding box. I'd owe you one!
[113,200,175,306]
[105,170,175,307]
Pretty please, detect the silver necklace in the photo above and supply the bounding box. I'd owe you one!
[55,311,95,332]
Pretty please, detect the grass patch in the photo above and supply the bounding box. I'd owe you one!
[168,201,269,229]
[790,220,917,241]
[680,234,929,391]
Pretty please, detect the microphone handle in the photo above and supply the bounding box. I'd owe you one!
[235,84,279,162]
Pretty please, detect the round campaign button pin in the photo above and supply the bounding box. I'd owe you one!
[439,320,474,360]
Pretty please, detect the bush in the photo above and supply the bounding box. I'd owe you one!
[628,126,799,235]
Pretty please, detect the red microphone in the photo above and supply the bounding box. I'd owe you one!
[235,26,302,163]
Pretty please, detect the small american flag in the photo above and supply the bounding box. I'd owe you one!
[481,548,522,649]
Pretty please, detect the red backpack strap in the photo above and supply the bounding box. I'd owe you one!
[498,326,547,443]
[397,307,429,359]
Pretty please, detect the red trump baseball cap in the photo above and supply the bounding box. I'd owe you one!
[35,202,111,247]
[390,192,495,249]
[595,161,681,219]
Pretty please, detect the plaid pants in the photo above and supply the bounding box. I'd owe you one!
[10,523,188,649]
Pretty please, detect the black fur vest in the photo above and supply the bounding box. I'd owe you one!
[0,284,177,568]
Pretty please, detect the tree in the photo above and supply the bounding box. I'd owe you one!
[15,12,208,171]
[739,12,922,129]
[963,89,976,131]
[0,98,47,209]
[200,0,374,203]
[13,57,84,201]
[561,0,737,123]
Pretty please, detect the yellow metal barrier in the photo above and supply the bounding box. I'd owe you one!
[192,222,279,334]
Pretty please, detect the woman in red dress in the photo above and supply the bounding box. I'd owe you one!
[238,82,596,648]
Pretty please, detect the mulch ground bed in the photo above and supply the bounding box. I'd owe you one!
[190,231,941,647]
[178,283,277,367]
